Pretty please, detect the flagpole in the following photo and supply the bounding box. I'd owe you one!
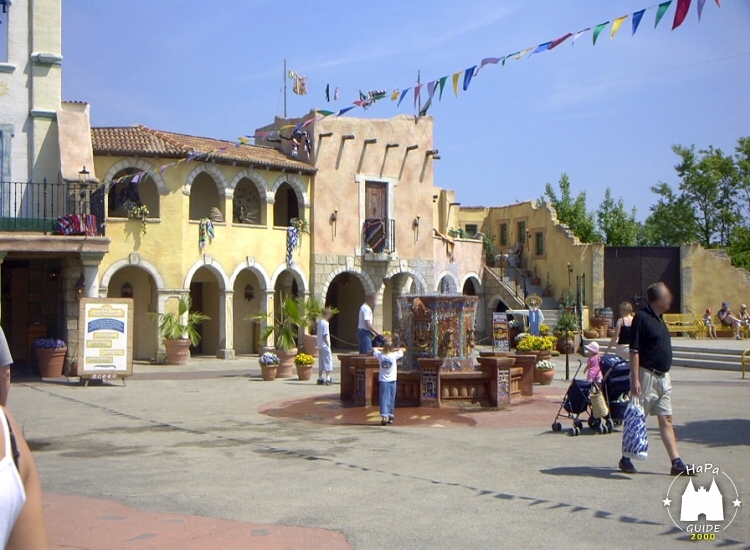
[283,59,287,118]
[417,70,421,113]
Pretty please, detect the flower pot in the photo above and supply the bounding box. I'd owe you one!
[531,277,541,286]
[583,330,599,339]
[275,348,297,378]
[535,368,555,385]
[302,334,319,357]
[556,337,575,354]
[590,318,610,338]
[260,364,278,381]
[543,289,552,297]
[296,364,313,381]
[36,347,67,378]
[164,339,191,365]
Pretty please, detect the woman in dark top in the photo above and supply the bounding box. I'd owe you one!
[605,302,634,359]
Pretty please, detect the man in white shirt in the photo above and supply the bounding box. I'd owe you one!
[357,293,382,354]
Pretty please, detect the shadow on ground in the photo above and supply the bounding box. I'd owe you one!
[677,418,750,447]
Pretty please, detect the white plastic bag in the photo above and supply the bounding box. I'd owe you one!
[622,398,648,460]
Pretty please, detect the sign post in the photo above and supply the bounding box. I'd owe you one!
[492,312,509,351]
[76,298,134,386]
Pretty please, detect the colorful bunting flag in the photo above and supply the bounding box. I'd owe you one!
[413,84,423,109]
[673,0,692,29]
[452,72,461,97]
[391,89,399,101]
[549,33,573,49]
[463,66,476,91]
[478,57,502,74]
[336,106,356,116]
[593,22,609,45]
[571,29,590,46]
[632,9,646,35]
[697,0,709,20]
[438,76,448,100]
[514,48,534,60]
[397,88,410,107]
[316,110,334,116]
[529,42,552,57]
[655,1,672,28]
[427,81,437,103]
[502,54,518,66]
[611,16,628,38]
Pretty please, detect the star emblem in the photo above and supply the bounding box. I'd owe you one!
[733,499,742,508]
[663,498,672,507]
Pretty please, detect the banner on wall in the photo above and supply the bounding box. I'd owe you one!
[492,313,510,351]
[76,298,134,385]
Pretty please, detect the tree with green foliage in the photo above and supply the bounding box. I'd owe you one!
[642,182,699,246]
[542,173,600,243]
[596,188,641,246]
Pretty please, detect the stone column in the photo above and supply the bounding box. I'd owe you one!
[80,252,105,298]
[217,290,235,359]
[259,290,275,353]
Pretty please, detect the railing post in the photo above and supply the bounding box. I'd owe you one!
[43,178,48,235]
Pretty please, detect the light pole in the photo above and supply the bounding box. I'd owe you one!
[78,166,90,215]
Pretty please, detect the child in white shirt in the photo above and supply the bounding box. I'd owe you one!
[703,308,717,339]
[316,309,333,385]
[373,336,404,426]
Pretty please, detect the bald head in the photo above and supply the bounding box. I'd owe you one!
[647,282,672,314]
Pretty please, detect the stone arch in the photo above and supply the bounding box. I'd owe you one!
[229,260,271,291]
[488,294,511,312]
[103,158,168,195]
[183,163,230,197]
[435,270,460,293]
[270,174,310,208]
[270,262,309,295]
[383,266,429,295]
[460,272,483,294]
[321,266,377,300]
[99,257,166,294]
[183,257,230,290]
[229,168,270,202]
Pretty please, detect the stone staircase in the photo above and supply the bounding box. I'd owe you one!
[483,267,559,311]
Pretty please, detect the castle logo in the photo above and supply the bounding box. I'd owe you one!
[663,463,742,540]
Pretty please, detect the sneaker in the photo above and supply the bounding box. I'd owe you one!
[316,379,324,386]
[388,416,395,425]
[325,380,332,386]
[381,417,388,426]
[671,459,694,476]
[619,457,637,474]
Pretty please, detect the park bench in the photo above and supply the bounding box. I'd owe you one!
[663,313,704,339]
[714,316,750,338]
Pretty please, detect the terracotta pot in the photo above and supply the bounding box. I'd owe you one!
[531,277,541,286]
[543,289,552,297]
[535,368,555,385]
[275,348,297,378]
[36,347,67,378]
[583,330,599,339]
[164,339,191,365]
[556,337,575,354]
[302,334,319,357]
[590,318,610,338]
[296,363,313,381]
[260,364,278,381]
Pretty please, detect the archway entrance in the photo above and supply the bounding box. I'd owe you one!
[463,278,479,296]
[438,274,458,294]
[188,267,222,356]
[383,272,418,333]
[233,269,264,355]
[325,272,366,349]
[107,266,158,360]
[273,182,300,227]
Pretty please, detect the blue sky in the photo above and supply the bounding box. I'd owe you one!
[61,0,750,218]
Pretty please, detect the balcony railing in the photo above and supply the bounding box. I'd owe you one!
[362,218,396,258]
[0,180,106,236]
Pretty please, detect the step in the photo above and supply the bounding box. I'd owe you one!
[672,351,742,363]
[671,357,743,371]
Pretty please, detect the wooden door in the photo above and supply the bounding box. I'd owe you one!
[365,181,387,221]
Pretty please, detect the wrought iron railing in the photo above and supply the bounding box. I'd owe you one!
[0,180,106,236]
[362,218,396,255]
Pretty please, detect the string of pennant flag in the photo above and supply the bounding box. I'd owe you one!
[246,0,721,142]
[102,0,720,189]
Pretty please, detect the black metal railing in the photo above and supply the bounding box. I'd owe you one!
[499,265,528,301]
[0,180,106,236]
[362,218,396,255]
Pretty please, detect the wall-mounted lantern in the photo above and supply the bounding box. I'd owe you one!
[244,284,255,301]
[121,282,134,298]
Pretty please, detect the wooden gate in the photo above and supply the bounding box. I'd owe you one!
[604,247,681,313]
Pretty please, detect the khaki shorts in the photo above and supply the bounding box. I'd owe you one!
[640,368,672,417]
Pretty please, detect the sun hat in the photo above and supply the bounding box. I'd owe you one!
[584,341,600,354]
[722,302,729,308]
[706,308,712,314]
[742,304,747,309]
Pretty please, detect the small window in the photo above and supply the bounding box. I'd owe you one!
[500,223,508,246]
[535,231,545,256]
[0,3,8,63]
[465,224,478,236]
[516,221,526,244]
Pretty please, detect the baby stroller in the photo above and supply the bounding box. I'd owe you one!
[551,355,631,437]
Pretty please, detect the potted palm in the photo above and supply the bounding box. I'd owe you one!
[157,296,210,365]
[35,338,67,378]
[554,308,579,354]
[259,352,280,381]
[294,352,315,381]
[253,296,305,378]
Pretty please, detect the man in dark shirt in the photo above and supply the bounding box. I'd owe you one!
[619,282,691,476]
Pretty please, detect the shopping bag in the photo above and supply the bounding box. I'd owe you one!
[590,384,609,419]
[622,398,648,460]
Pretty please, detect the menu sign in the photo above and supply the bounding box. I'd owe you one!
[78,298,133,380]
[492,312,509,351]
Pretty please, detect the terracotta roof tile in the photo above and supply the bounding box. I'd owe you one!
[91,125,315,173]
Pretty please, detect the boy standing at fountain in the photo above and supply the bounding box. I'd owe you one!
[373,336,404,426]
[317,308,334,386]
